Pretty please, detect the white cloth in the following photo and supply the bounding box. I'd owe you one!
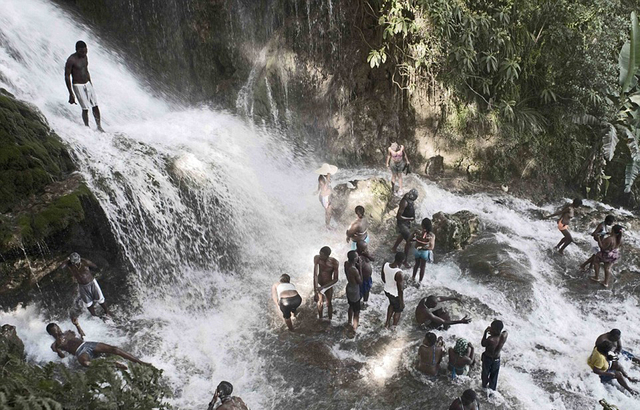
[78,279,105,307]
[72,82,98,109]
[276,283,296,300]
[383,262,402,296]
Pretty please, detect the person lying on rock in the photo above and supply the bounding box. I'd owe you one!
[207,381,249,410]
[416,332,445,377]
[313,246,339,320]
[356,240,374,309]
[580,215,615,272]
[46,322,150,370]
[58,252,111,318]
[596,329,640,365]
[545,198,582,254]
[271,274,302,331]
[412,217,435,283]
[588,339,637,394]
[391,189,418,269]
[415,295,471,330]
[346,205,369,250]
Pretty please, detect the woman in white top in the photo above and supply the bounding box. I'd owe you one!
[271,274,302,331]
[381,252,406,329]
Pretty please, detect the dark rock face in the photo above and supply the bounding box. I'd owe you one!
[432,210,479,253]
[424,155,444,177]
[0,324,24,363]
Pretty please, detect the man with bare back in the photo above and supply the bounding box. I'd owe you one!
[65,40,104,131]
[314,246,339,320]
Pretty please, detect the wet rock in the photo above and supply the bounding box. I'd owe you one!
[432,210,480,253]
[0,324,25,363]
[424,155,444,177]
[332,178,393,227]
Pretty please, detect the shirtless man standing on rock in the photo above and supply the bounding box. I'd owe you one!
[47,323,149,370]
[481,320,508,391]
[65,41,104,131]
[356,240,375,309]
[344,251,362,332]
[59,252,111,318]
[314,246,339,320]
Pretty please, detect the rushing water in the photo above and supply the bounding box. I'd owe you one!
[2,1,640,409]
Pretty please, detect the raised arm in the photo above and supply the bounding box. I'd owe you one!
[495,331,509,354]
[481,327,490,347]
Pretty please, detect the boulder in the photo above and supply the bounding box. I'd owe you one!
[0,324,25,363]
[332,178,393,227]
[424,155,444,177]
[432,210,480,253]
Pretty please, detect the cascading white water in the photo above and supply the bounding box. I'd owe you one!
[1,1,640,409]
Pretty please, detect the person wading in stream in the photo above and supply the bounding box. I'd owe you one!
[411,217,435,283]
[545,198,582,254]
[344,250,362,332]
[65,41,104,132]
[588,340,638,394]
[382,252,406,329]
[314,246,339,320]
[271,274,302,331]
[596,329,640,365]
[580,215,615,272]
[590,224,624,288]
[207,381,249,410]
[58,252,111,318]
[315,163,338,228]
[415,295,471,330]
[356,239,374,309]
[391,189,418,268]
[46,323,150,370]
[386,142,410,195]
[346,205,369,250]
[481,320,508,391]
[416,332,445,377]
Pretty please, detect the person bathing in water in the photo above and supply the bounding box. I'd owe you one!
[545,198,582,254]
[315,163,338,228]
[412,217,435,283]
[59,252,111,318]
[596,329,640,365]
[588,340,637,394]
[415,295,471,329]
[313,246,339,320]
[590,225,624,288]
[448,338,475,379]
[382,252,406,329]
[581,215,615,272]
[346,206,369,250]
[449,389,480,410]
[416,332,445,377]
[207,381,249,410]
[392,189,418,268]
[344,251,362,332]
[46,323,149,370]
[271,274,302,331]
[386,142,410,194]
[65,41,104,132]
[356,240,375,309]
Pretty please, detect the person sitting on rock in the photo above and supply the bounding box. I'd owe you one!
[449,389,480,410]
[595,329,640,365]
[412,217,435,283]
[271,274,302,331]
[448,338,475,379]
[545,198,583,254]
[46,322,150,370]
[580,215,615,272]
[415,295,471,330]
[207,381,249,410]
[590,225,623,288]
[386,142,410,195]
[416,332,445,377]
[588,340,637,394]
[346,205,369,250]
[391,189,418,269]
[59,252,111,318]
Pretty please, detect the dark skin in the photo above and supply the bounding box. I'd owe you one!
[591,232,622,288]
[208,391,249,410]
[59,257,111,317]
[271,280,299,331]
[595,332,640,365]
[47,323,150,370]
[416,336,445,376]
[65,46,103,131]
[589,345,637,393]
[313,251,339,320]
[481,324,508,359]
[580,220,613,271]
[412,228,435,282]
[448,343,476,374]
[346,209,368,243]
[449,397,479,410]
[356,240,374,303]
[391,195,415,268]
[415,296,471,329]
[345,259,362,331]
[382,256,405,329]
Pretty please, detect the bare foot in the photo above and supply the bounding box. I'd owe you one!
[600,282,609,289]
[589,276,600,282]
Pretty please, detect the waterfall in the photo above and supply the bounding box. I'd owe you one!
[1,1,640,409]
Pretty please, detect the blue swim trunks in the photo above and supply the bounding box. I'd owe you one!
[414,249,434,262]
[350,235,370,250]
[360,276,373,297]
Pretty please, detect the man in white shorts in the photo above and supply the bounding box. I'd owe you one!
[59,252,111,318]
[65,40,104,132]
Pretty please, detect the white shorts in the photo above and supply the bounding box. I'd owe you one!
[78,279,105,307]
[72,82,98,110]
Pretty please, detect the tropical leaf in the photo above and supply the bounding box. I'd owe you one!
[603,123,618,161]
[571,113,599,125]
[619,12,640,93]
[624,159,640,192]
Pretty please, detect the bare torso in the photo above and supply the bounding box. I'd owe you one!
[67,260,96,285]
[65,53,90,84]
[417,343,443,375]
[348,218,368,242]
[218,397,249,410]
[315,255,338,286]
[53,330,83,355]
[358,254,373,280]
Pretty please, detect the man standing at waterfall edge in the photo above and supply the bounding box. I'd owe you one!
[314,246,339,320]
[65,40,104,132]
[59,252,111,318]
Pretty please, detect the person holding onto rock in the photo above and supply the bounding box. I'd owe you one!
[382,252,406,329]
[448,338,475,379]
[315,163,338,228]
[588,340,637,394]
[65,41,104,132]
[580,215,615,272]
[412,217,435,282]
[545,198,583,254]
[386,142,410,195]
[416,332,445,377]
[313,246,339,321]
[356,240,374,308]
[207,381,249,410]
[596,329,640,365]
[344,251,362,332]
[59,252,111,318]
[391,189,418,268]
[271,274,302,331]
[449,389,480,410]
[481,320,508,391]
[415,295,471,330]
[590,225,623,288]
[46,322,150,370]
[346,206,369,250]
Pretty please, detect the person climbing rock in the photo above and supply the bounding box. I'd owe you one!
[271,274,302,331]
[356,240,374,308]
[416,332,445,377]
[346,205,369,250]
[545,198,582,254]
[448,338,475,379]
[344,251,362,332]
[391,189,418,269]
[382,252,405,329]
[449,389,480,410]
[315,163,338,228]
[59,252,111,318]
[590,225,623,288]
[588,340,637,394]
[580,215,615,272]
[415,295,471,330]
[46,323,150,370]
[313,246,339,320]
[207,381,249,410]
[65,41,104,132]
[481,320,508,391]
[386,142,410,195]
[412,217,435,282]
